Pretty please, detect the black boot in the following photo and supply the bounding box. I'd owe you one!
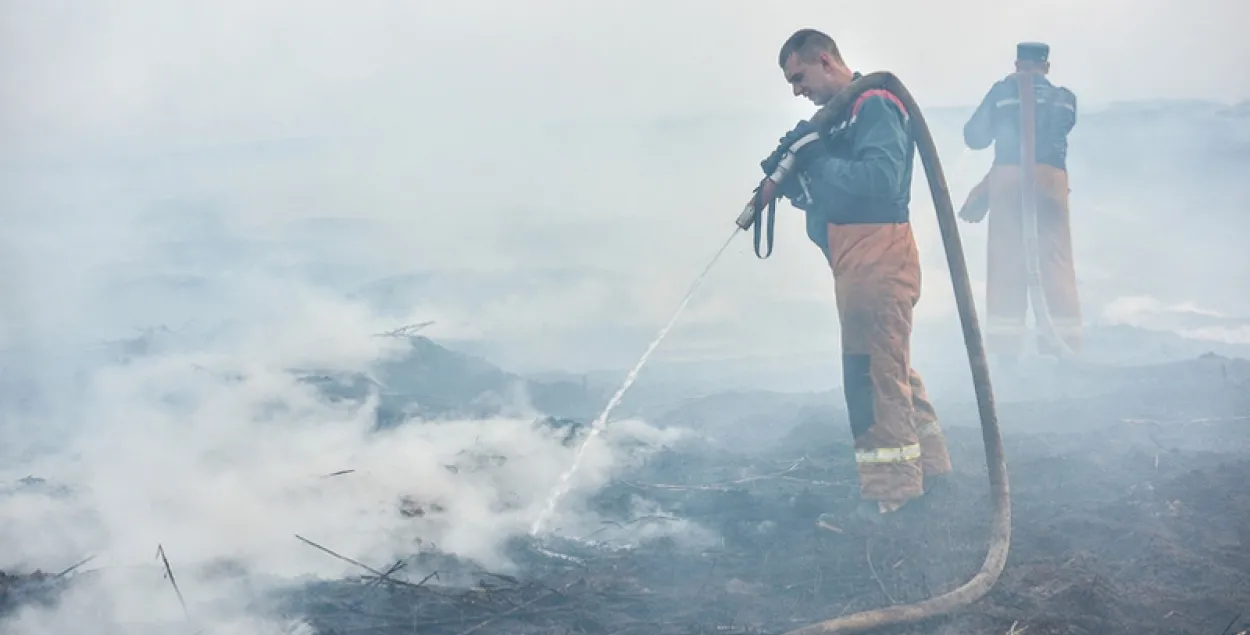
[816,496,922,535]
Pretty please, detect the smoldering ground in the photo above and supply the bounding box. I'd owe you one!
[1,200,1248,634]
[0,291,708,635]
[3,345,1250,635]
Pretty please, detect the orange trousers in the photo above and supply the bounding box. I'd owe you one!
[826,222,952,504]
[963,165,1082,357]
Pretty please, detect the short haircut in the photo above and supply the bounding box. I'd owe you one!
[778,29,842,68]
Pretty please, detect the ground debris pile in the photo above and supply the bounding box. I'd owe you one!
[0,570,74,617]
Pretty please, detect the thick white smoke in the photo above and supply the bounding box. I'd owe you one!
[0,284,704,634]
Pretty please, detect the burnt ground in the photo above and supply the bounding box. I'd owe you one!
[4,353,1250,634]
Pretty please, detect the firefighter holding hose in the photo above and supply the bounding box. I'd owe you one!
[756,29,953,531]
[959,42,1082,365]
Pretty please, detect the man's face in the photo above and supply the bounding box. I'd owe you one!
[783,51,844,106]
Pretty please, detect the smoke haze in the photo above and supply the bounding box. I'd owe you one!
[1,1,1247,632]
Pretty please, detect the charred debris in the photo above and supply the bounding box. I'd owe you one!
[3,327,1249,634]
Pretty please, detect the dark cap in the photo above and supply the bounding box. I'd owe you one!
[1016,42,1050,62]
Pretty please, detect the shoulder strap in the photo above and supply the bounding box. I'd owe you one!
[751,185,777,259]
[848,88,916,171]
[851,89,910,121]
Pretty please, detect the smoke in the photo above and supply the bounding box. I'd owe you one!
[1100,295,1250,344]
[1,2,1248,628]
[4,1,1247,387]
[0,282,702,634]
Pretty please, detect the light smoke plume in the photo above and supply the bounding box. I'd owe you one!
[0,286,702,634]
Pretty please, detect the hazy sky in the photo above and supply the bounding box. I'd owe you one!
[3,0,1246,159]
[2,0,1247,379]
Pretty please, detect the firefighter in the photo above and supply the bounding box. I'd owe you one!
[759,29,953,530]
[959,42,1082,365]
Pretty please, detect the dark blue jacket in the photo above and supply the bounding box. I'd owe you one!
[786,82,916,255]
[963,73,1077,170]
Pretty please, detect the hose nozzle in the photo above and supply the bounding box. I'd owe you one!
[734,201,757,230]
[735,177,781,231]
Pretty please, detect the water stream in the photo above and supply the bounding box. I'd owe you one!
[528,227,742,536]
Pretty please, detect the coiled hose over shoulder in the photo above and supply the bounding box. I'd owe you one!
[754,71,1012,634]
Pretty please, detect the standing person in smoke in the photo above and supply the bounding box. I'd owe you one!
[757,28,953,532]
[958,42,1083,366]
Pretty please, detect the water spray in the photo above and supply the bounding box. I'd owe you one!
[529,227,741,537]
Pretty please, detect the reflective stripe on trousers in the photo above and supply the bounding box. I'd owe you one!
[987,315,1027,335]
[855,443,922,465]
[854,421,941,464]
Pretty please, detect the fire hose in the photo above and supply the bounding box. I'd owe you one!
[1015,72,1078,360]
[734,71,1010,634]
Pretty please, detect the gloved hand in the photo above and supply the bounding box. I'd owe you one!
[749,171,811,214]
[788,131,830,173]
[775,175,813,209]
[958,175,991,223]
[760,120,820,177]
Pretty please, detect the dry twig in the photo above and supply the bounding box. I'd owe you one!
[53,555,95,579]
[864,539,896,606]
[294,534,432,590]
[155,544,190,621]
